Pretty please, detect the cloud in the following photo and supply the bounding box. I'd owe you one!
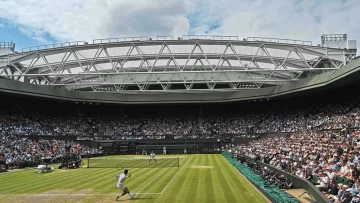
[0,0,359,48]
[18,26,53,44]
[189,0,360,45]
[0,0,194,43]
[0,23,4,28]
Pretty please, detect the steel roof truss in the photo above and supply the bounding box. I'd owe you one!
[21,52,40,77]
[0,67,6,77]
[133,44,155,90]
[279,47,296,69]
[248,46,263,71]
[228,43,245,69]
[70,49,88,82]
[52,49,75,84]
[214,59,231,88]
[260,44,278,69]
[2,68,9,79]
[102,46,117,72]
[294,47,312,69]
[85,47,102,72]
[326,57,340,69]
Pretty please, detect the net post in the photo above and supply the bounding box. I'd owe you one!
[178,157,180,167]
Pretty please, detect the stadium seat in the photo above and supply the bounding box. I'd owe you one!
[312,176,319,184]
[337,176,343,184]
[343,178,349,185]
[222,152,300,203]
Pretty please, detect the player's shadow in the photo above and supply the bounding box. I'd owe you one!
[126,197,153,201]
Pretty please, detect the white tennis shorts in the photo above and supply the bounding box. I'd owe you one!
[118,184,126,191]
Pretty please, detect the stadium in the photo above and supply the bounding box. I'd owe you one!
[0,33,359,203]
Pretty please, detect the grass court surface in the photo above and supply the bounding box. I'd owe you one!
[0,154,269,203]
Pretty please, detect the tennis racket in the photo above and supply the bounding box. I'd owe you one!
[116,164,123,170]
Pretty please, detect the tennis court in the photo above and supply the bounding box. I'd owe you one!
[0,154,269,203]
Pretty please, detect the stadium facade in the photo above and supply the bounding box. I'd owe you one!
[0,34,358,104]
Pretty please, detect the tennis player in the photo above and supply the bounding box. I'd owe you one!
[116,169,135,200]
[149,151,157,164]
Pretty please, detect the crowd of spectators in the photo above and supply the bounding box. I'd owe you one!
[0,135,103,170]
[1,94,360,141]
[234,128,360,202]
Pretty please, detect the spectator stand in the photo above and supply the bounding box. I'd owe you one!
[223,152,302,203]
[237,153,330,203]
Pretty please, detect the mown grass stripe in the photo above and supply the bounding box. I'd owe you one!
[136,166,173,194]
[183,155,201,202]
[132,167,173,192]
[0,168,92,193]
[209,155,228,203]
[204,155,216,203]
[218,155,255,202]
[20,168,105,193]
[0,169,60,187]
[194,154,206,202]
[69,168,117,192]
[213,155,239,203]
[140,167,178,193]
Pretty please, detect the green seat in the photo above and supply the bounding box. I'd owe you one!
[337,176,343,183]
[312,175,319,184]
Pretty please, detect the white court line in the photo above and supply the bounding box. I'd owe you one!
[160,156,191,194]
[135,165,173,194]
[0,193,160,196]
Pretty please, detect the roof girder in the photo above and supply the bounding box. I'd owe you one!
[18,54,314,74]
[7,40,346,64]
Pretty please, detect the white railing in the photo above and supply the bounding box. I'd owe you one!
[182,35,238,40]
[247,37,312,45]
[0,42,15,50]
[93,36,149,44]
[22,41,87,52]
[155,36,174,40]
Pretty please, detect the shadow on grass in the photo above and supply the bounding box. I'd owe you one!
[118,197,153,202]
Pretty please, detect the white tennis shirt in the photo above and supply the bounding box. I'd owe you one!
[117,173,129,187]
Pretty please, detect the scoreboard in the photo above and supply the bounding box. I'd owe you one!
[112,141,136,154]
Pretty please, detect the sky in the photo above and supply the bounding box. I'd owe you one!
[0,0,359,51]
